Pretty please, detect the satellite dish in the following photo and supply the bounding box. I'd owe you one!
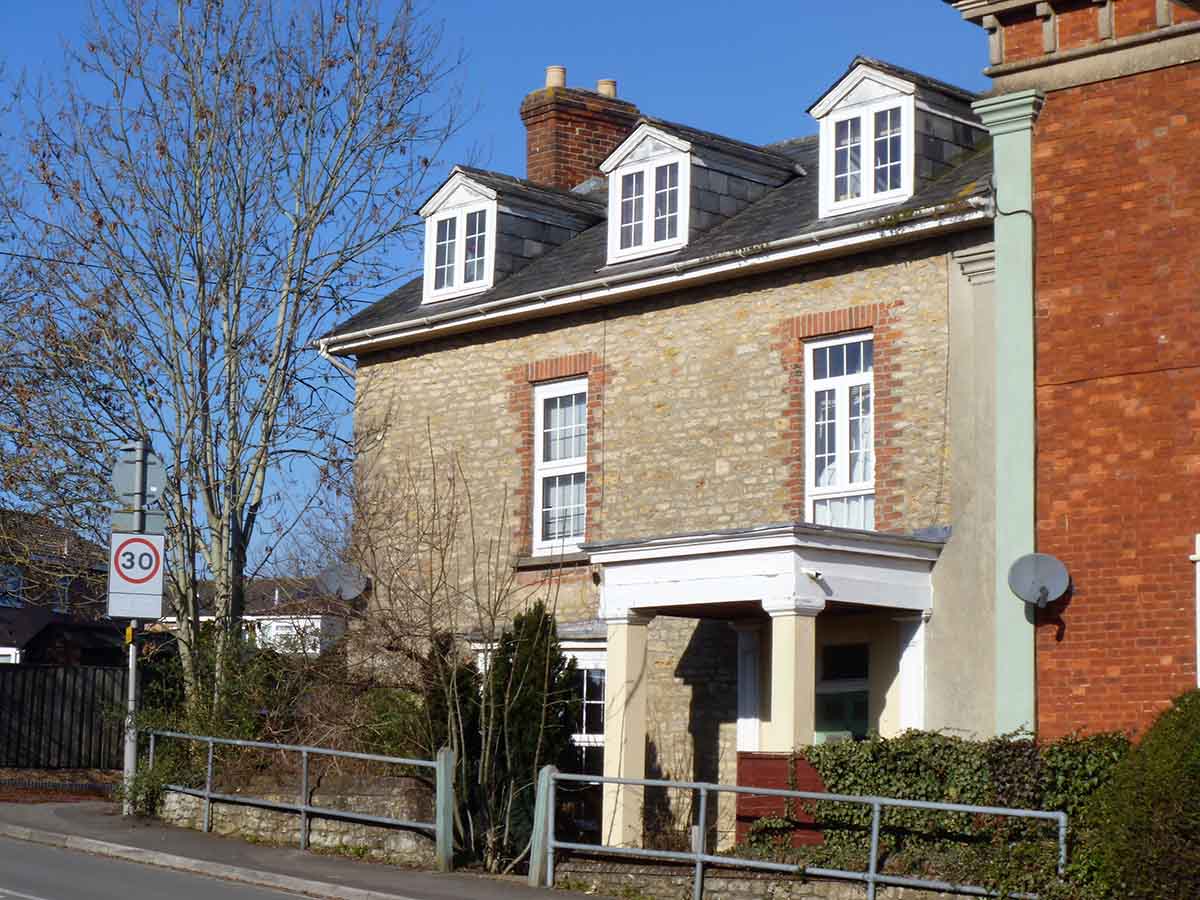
[316,564,368,602]
[1007,553,1070,608]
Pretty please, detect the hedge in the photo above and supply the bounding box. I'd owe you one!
[739,729,1130,897]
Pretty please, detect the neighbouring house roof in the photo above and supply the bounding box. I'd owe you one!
[0,606,69,650]
[0,510,106,571]
[324,122,991,351]
[196,576,354,618]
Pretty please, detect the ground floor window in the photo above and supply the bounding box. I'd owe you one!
[560,648,605,843]
[815,642,870,742]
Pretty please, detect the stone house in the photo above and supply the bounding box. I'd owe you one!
[944,0,1200,739]
[321,58,1003,845]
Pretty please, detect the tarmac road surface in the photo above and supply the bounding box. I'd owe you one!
[0,835,303,899]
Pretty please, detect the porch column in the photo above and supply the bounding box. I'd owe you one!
[760,596,824,751]
[601,612,651,847]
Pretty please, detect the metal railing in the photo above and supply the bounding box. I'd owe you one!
[146,730,456,872]
[529,768,1068,900]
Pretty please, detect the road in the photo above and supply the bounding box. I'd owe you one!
[0,836,302,899]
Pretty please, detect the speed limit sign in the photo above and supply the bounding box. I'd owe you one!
[107,532,165,618]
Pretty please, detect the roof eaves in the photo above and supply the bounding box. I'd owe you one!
[323,193,990,355]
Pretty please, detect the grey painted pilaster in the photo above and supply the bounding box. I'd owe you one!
[972,90,1044,736]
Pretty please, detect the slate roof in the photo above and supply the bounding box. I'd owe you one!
[450,165,605,219]
[807,55,981,112]
[327,99,991,349]
[636,116,806,175]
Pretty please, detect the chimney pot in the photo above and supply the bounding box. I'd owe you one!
[545,65,567,89]
[597,79,617,98]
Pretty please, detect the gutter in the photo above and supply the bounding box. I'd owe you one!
[321,197,991,358]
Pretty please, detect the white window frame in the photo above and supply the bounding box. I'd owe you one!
[532,377,589,556]
[564,646,606,752]
[817,93,914,219]
[421,199,497,304]
[805,332,875,529]
[605,151,690,265]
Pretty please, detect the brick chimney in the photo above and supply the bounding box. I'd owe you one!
[520,66,640,191]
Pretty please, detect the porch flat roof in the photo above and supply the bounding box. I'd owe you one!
[583,521,946,562]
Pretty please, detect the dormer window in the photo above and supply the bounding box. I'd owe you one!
[601,124,691,265]
[424,201,495,302]
[821,99,910,216]
[419,170,502,304]
[618,161,680,251]
[810,62,921,219]
[831,105,904,204]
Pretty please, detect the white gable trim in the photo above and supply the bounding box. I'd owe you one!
[418,168,497,218]
[599,123,692,175]
[810,64,916,120]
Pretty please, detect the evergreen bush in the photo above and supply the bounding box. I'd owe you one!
[1078,690,1200,899]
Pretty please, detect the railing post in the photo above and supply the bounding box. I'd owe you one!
[203,738,214,833]
[434,746,456,873]
[299,750,309,851]
[528,765,556,888]
[867,801,881,900]
[692,786,708,900]
[1057,812,1068,876]
[547,770,559,888]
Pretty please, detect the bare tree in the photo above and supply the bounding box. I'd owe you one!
[342,435,579,872]
[0,0,461,707]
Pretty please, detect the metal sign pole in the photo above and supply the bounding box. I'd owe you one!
[121,439,147,816]
[123,617,139,815]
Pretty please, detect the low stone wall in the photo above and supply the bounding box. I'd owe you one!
[554,859,958,900]
[159,773,435,865]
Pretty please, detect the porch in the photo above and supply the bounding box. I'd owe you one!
[583,522,943,847]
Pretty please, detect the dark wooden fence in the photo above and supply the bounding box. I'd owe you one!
[0,666,128,769]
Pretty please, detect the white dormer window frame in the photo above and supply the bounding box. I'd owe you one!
[600,124,692,266]
[419,170,499,304]
[812,66,916,219]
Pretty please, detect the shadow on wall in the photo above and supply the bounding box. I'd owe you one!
[641,618,738,849]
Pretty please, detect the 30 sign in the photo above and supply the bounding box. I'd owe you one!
[108,532,165,619]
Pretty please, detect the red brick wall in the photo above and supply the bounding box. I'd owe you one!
[1033,61,1200,738]
[773,302,905,531]
[1115,0,1162,36]
[507,352,613,556]
[1001,10,1045,64]
[519,87,640,191]
[996,1,1193,65]
[735,753,825,846]
[1058,1,1100,50]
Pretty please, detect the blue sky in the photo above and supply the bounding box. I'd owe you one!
[6,1,989,199]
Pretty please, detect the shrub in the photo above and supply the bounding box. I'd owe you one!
[777,729,1131,896]
[1078,690,1200,899]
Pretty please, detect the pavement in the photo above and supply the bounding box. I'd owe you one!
[0,801,602,900]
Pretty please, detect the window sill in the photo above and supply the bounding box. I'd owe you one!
[514,551,591,571]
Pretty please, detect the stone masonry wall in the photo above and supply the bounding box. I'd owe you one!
[554,858,959,900]
[159,775,434,865]
[354,234,975,824]
[1032,59,1200,738]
